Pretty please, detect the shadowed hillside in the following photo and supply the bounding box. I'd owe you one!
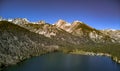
[0,21,59,68]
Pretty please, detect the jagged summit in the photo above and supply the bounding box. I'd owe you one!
[12,18,29,24]
[55,19,67,27]
[36,20,46,24]
[54,19,94,33]
[55,19,71,31]
[0,17,120,43]
[73,20,83,23]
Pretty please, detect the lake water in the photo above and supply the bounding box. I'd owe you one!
[3,52,120,71]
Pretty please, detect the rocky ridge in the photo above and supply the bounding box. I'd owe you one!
[101,29,120,43]
[55,20,115,43]
[1,18,119,44]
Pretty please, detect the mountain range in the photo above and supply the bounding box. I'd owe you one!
[11,18,120,43]
[0,18,120,70]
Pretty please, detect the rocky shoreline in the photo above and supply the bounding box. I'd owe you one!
[70,50,120,64]
[0,50,120,71]
[0,50,58,71]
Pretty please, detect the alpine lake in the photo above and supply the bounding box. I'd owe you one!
[3,52,120,71]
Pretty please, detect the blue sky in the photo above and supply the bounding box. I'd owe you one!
[0,0,120,30]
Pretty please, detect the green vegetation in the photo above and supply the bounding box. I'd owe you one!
[79,43,120,60]
[60,43,120,62]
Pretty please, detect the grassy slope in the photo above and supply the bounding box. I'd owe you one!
[62,43,120,62]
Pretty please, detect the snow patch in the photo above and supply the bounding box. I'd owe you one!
[74,20,83,23]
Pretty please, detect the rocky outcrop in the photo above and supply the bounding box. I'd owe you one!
[101,29,120,43]
[55,20,113,43]
[12,18,29,24]
[112,57,120,63]
[21,23,57,37]
[36,20,46,24]
[19,23,86,45]
[55,19,71,31]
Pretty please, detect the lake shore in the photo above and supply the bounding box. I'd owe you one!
[1,49,120,71]
[69,50,120,64]
[0,50,57,71]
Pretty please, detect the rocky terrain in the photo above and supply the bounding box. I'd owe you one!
[11,18,115,43]
[55,19,113,43]
[0,21,59,69]
[101,29,120,43]
[0,18,120,70]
